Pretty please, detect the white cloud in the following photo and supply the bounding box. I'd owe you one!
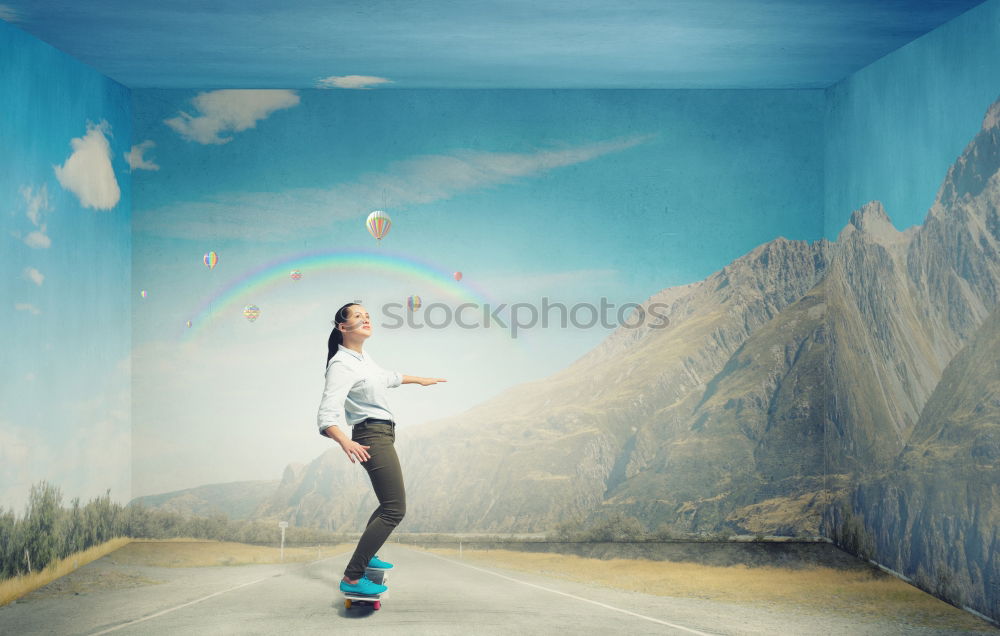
[14,302,41,315]
[125,140,160,171]
[164,90,300,145]
[54,121,121,210]
[0,4,19,22]
[135,135,653,240]
[316,75,393,90]
[18,184,52,248]
[23,267,44,286]
[23,230,51,249]
[21,184,50,227]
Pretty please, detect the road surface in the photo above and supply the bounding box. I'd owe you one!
[0,545,994,635]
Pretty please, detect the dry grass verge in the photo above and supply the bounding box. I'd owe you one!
[423,547,992,631]
[107,539,351,568]
[0,537,131,606]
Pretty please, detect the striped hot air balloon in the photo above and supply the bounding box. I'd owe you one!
[407,295,421,311]
[366,210,391,244]
[203,251,219,269]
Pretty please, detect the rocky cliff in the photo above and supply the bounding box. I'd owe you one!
[824,107,1000,476]
[823,103,1000,621]
[826,305,1000,620]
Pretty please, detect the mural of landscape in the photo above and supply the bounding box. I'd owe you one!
[2,0,1000,627]
[244,99,999,620]
[135,96,1000,621]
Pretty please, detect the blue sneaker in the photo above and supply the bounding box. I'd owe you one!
[340,576,387,596]
[368,554,394,569]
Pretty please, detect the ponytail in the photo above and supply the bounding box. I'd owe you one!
[326,302,358,367]
[326,328,343,366]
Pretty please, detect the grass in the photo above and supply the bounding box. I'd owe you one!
[106,539,351,568]
[0,537,131,607]
[422,547,994,631]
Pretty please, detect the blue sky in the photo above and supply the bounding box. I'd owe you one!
[132,89,825,295]
[1,20,132,510]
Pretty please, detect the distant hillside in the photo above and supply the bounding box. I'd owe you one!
[131,480,279,520]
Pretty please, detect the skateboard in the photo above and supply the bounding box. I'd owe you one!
[343,590,387,610]
[343,566,390,611]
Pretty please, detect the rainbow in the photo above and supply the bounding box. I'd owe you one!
[182,248,496,339]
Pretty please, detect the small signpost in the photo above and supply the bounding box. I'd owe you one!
[279,521,289,561]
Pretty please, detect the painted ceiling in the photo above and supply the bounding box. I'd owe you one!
[0,0,990,88]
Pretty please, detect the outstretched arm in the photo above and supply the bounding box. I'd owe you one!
[401,375,447,386]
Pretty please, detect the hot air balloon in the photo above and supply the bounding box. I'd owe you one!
[366,210,391,244]
[204,251,219,269]
[453,271,463,282]
[290,270,302,281]
[140,290,148,299]
[185,320,192,328]
[407,295,421,311]
[243,305,261,322]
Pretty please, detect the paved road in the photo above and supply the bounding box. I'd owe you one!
[0,546,994,635]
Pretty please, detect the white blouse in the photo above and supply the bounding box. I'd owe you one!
[317,345,402,436]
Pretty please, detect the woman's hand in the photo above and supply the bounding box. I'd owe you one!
[417,377,446,386]
[402,375,447,386]
[340,440,371,463]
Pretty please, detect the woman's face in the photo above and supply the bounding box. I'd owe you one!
[341,305,372,337]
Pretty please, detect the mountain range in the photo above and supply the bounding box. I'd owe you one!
[132,480,278,520]
[249,97,1000,621]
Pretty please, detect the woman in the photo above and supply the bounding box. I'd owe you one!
[317,302,446,596]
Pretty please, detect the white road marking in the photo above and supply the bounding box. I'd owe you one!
[89,551,351,636]
[89,575,275,635]
[423,550,718,636]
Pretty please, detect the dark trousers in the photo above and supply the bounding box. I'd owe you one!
[344,420,405,580]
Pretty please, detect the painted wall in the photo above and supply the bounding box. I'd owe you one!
[0,20,132,513]
[823,0,1000,620]
[128,88,824,498]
